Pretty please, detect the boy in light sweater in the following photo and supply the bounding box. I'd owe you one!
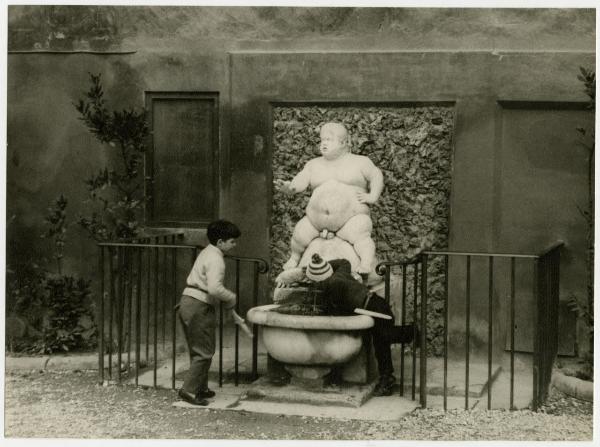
[177,219,241,406]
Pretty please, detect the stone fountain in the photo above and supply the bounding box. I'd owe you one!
[246,122,387,402]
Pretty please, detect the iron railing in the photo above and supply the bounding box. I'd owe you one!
[377,242,563,411]
[97,234,269,389]
[375,257,424,404]
[97,234,562,410]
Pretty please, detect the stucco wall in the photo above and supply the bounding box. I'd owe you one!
[7,6,595,354]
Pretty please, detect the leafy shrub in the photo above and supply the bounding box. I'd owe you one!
[6,196,97,354]
[6,269,97,354]
[569,67,594,374]
[41,275,96,353]
[74,73,148,242]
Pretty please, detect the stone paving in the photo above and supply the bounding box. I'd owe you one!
[6,326,537,421]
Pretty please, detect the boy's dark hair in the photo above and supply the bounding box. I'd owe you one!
[206,219,241,245]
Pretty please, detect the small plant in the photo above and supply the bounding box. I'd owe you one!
[568,66,595,376]
[74,73,149,242]
[6,196,97,354]
[41,274,96,353]
[41,194,68,275]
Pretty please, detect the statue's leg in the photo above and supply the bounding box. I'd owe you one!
[336,214,375,274]
[283,216,320,270]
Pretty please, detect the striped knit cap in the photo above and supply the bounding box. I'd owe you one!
[306,253,333,282]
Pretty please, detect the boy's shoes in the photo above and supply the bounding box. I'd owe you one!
[197,388,216,399]
[373,375,396,397]
[178,389,209,406]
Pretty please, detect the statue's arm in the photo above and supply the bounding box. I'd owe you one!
[287,161,313,193]
[357,157,384,204]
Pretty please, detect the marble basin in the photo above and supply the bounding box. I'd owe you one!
[247,304,374,365]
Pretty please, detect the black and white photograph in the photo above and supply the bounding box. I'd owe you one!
[3,3,596,443]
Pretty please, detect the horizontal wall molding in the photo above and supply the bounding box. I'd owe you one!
[8,50,137,55]
[498,100,590,110]
[229,50,596,56]
[270,100,456,107]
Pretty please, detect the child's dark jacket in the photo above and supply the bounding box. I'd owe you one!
[316,259,369,314]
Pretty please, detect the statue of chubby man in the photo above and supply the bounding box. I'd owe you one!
[276,122,384,274]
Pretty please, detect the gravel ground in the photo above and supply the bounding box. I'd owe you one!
[4,370,593,441]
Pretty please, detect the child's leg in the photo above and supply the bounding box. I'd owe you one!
[366,295,395,377]
[178,296,216,395]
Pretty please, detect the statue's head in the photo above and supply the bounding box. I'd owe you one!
[319,122,349,160]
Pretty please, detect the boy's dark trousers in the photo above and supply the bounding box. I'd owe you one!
[178,295,216,395]
[366,294,415,377]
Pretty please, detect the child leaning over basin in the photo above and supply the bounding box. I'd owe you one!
[278,253,418,396]
[176,219,244,406]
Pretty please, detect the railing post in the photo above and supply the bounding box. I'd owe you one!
[551,248,561,369]
[135,248,142,386]
[252,262,259,381]
[117,246,124,383]
[465,255,471,410]
[400,264,406,397]
[153,245,159,388]
[412,263,418,401]
[532,257,540,410]
[443,255,449,411]
[162,240,167,349]
[145,244,151,364]
[219,302,223,388]
[98,246,105,385]
[487,256,494,410]
[510,257,515,410]
[419,254,428,408]
[126,247,133,373]
[108,247,115,380]
[171,247,177,390]
[234,259,241,386]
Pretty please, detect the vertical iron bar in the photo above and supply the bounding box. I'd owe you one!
[235,259,240,386]
[465,255,471,410]
[548,252,560,402]
[162,238,167,348]
[171,247,177,390]
[543,255,550,402]
[552,250,561,378]
[252,262,259,380]
[487,256,493,410]
[108,248,115,379]
[400,264,407,397]
[135,248,142,386]
[419,254,428,408]
[532,258,540,410]
[384,266,391,303]
[127,248,133,372]
[548,255,553,398]
[153,246,159,388]
[510,257,515,410]
[99,246,105,384]
[117,246,124,383]
[146,244,151,362]
[412,263,418,401]
[219,302,224,388]
[443,255,449,411]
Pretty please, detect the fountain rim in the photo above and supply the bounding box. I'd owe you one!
[246,304,374,330]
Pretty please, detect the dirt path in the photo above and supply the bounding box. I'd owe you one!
[4,371,593,440]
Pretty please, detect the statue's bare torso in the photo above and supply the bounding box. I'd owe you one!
[307,180,369,231]
[305,155,372,231]
[279,123,384,273]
